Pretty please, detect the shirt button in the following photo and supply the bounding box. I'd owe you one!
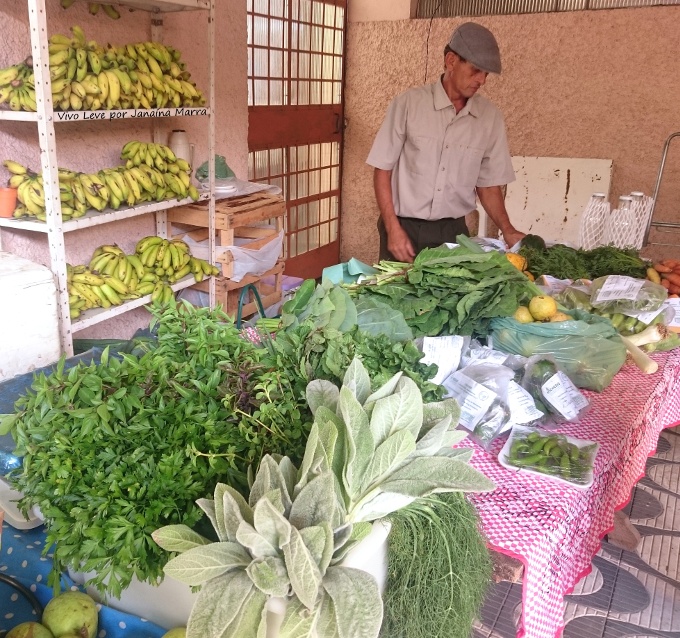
[441,167,445,171]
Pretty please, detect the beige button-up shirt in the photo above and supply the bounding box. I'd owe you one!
[367,77,515,221]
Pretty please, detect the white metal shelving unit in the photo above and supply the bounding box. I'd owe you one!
[10,0,216,356]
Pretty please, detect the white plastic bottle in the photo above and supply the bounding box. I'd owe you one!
[579,192,609,249]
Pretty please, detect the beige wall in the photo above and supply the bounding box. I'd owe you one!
[348,0,415,23]
[0,0,248,339]
[341,8,680,266]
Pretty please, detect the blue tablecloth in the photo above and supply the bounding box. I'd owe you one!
[0,521,167,636]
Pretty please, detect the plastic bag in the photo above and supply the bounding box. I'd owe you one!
[521,355,590,423]
[590,275,667,315]
[442,362,515,450]
[195,155,235,182]
[498,425,598,489]
[490,311,626,392]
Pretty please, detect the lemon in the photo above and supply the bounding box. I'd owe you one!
[549,311,573,322]
[528,295,558,322]
[513,306,534,323]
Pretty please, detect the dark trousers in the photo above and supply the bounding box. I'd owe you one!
[378,216,469,261]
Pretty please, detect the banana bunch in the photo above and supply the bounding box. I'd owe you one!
[60,0,122,19]
[135,235,219,286]
[0,61,36,111]
[120,141,199,201]
[0,25,205,113]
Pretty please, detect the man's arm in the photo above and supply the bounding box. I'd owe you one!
[476,185,525,248]
[374,168,416,262]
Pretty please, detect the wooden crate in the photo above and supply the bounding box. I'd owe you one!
[194,260,284,319]
[168,192,285,277]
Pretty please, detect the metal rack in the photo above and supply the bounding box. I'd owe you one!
[3,0,216,356]
[643,131,680,248]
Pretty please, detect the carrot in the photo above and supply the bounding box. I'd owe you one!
[662,272,680,287]
[669,284,680,295]
[669,294,679,299]
[661,278,671,289]
[661,259,680,268]
[654,263,673,273]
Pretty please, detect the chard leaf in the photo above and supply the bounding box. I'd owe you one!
[342,358,371,405]
[369,378,422,446]
[253,496,292,550]
[289,471,338,530]
[362,430,416,492]
[279,597,320,638]
[322,566,383,638]
[306,379,339,416]
[246,556,291,597]
[187,571,256,637]
[236,521,280,558]
[152,524,211,553]
[339,387,374,500]
[163,542,251,585]
[354,296,412,342]
[282,527,322,610]
[381,457,496,496]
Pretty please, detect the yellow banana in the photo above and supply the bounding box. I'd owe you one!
[102,274,128,295]
[97,70,109,102]
[98,283,122,306]
[150,280,165,303]
[72,272,105,286]
[135,235,163,254]
[104,69,120,105]
[126,254,145,279]
[71,282,101,307]
[91,285,112,308]
[3,160,28,175]
[49,49,70,67]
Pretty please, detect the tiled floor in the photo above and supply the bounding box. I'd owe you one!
[472,426,680,638]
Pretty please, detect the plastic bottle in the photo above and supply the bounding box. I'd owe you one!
[608,195,636,248]
[579,193,609,249]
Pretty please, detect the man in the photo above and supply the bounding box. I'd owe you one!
[367,22,525,262]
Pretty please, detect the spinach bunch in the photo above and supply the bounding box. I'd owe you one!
[8,303,310,597]
[351,238,533,337]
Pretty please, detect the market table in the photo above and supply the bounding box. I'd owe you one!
[465,349,680,638]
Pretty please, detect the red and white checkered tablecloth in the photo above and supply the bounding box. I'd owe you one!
[465,349,680,638]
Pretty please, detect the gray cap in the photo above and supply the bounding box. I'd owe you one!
[448,22,502,74]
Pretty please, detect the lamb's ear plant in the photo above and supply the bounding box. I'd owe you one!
[153,358,494,638]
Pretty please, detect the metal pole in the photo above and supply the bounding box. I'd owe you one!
[208,0,216,309]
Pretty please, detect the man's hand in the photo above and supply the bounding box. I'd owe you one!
[501,227,525,249]
[387,224,416,263]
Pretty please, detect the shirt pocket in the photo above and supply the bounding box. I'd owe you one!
[451,145,485,187]
[403,135,439,177]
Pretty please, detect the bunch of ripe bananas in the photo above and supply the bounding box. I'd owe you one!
[67,238,219,319]
[60,0,122,20]
[0,25,204,112]
[0,61,36,112]
[4,143,199,221]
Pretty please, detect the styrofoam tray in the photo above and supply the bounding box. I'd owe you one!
[498,425,599,490]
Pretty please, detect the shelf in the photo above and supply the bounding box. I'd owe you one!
[71,0,209,12]
[71,274,202,331]
[0,194,209,233]
[0,107,209,123]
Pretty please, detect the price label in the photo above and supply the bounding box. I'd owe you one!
[420,336,466,385]
[507,381,545,424]
[541,372,589,421]
[442,372,496,431]
[666,298,680,328]
[594,275,645,302]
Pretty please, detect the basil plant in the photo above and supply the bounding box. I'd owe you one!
[153,358,495,638]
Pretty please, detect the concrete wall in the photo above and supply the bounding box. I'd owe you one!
[341,8,680,266]
[0,0,248,339]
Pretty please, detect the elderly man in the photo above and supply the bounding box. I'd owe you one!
[367,22,525,262]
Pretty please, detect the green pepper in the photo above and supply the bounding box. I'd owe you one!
[527,432,541,443]
[528,439,547,455]
[511,453,545,467]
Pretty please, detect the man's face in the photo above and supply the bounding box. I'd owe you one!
[445,52,489,99]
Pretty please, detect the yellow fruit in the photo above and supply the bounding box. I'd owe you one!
[506,253,527,271]
[528,295,558,322]
[162,629,187,638]
[549,311,573,322]
[523,270,535,282]
[513,306,534,323]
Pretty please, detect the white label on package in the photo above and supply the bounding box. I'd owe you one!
[666,298,680,328]
[625,305,667,324]
[507,381,545,424]
[541,372,589,421]
[594,275,645,303]
[442,372,496,431]
[462,347,509,368]
[420,336,466,385]
[538,275,573,295]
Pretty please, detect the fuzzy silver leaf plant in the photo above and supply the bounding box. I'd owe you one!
[152,358,495,638]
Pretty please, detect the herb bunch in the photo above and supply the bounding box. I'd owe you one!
[8,303,310,597]
[519,243,649,280]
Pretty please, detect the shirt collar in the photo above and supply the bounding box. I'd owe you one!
[433,75,480,118]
